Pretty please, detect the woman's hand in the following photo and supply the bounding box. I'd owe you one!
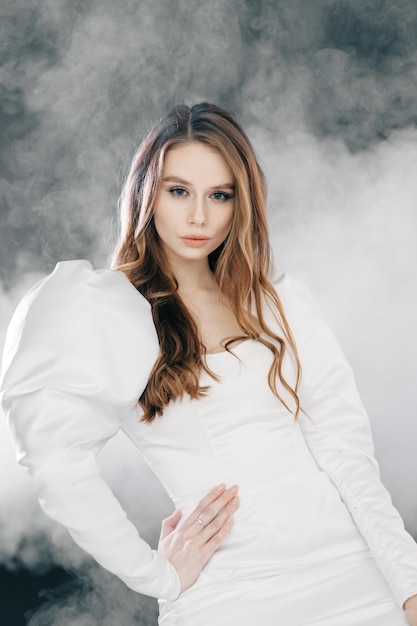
[158,484,239,593]
[405,594,417,625]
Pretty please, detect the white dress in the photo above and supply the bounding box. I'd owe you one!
[1,260,417,626]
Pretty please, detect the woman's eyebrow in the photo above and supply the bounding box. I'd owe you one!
[162,175,235,190]
[162,176,191,185]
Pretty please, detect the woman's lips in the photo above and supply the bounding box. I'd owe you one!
[181,236,210,247]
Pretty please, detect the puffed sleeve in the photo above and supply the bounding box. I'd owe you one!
[0,260,181,601]
[270,266,417,610]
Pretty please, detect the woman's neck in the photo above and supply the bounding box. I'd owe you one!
[168,258,217,297]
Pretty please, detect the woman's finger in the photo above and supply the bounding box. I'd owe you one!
[190,483,227,519]
[159,508,182,541]
[198,495,239,542]
[188,484,239,531]
[200,515,235,564]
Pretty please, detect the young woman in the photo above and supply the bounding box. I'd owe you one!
[1,102,417,625]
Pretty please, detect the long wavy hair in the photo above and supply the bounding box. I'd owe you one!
[111,102,302,422]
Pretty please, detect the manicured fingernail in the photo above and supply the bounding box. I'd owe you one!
[227,485,239,495]
[214,484,226,494]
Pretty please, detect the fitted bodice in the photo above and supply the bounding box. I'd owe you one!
[123,338,369,581]
[123,339,316,504]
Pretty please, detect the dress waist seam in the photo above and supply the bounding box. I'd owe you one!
[173,457,320,506]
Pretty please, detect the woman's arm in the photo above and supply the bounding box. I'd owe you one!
[1,259,239,599]
[0,260,181,600]
[270,269,417,612]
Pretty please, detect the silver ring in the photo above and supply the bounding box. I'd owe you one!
[196,516,205,528]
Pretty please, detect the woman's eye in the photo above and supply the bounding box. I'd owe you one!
[169,187,188,197]
[211,191,234,202]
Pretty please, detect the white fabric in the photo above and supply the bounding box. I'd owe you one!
[1,259,417,625]
[0,260,181,600]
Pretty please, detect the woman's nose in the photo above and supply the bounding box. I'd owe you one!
[188,197,206,225]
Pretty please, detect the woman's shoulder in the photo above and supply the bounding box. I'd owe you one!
[17,259,149,318]
[268,262,318,317]
[10,258,153,323]
[268,262,348,371]
[1,260,159,404]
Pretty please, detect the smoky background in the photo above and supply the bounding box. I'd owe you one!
[1,0,416,624]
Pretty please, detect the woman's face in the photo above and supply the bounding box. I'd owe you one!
[153,141,235,268]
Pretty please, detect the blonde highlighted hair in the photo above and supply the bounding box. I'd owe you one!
[112,102,302,421]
